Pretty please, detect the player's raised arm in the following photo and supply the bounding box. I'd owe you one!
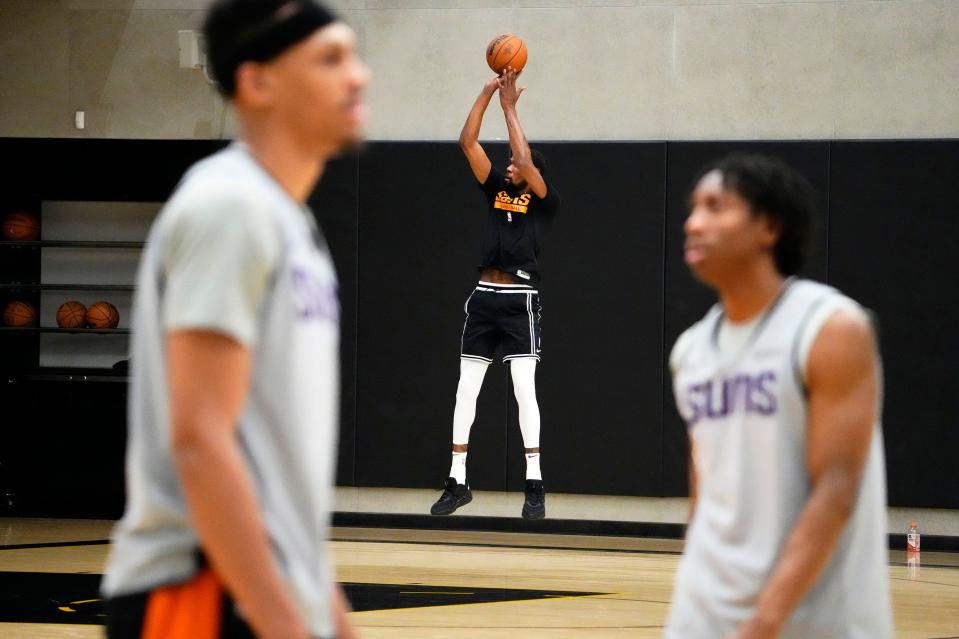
[498,68,547,198]
[459,77,499,183]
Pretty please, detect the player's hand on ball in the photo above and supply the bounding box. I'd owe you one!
[484,76,501,94]
[497,68,525,109]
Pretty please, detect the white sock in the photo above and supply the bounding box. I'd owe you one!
[525,453,542,481]
[449,451,467,485]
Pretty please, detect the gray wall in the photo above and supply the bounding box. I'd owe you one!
[1,0,957,140]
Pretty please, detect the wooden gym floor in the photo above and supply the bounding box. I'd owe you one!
[1,518,957,638]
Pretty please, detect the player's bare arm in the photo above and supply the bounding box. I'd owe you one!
[459,77,499,183]
[730,309,878,639]
[333,582,360,639]
[498,68,547,198]
[169,330,310,639]
[687,443,698,531]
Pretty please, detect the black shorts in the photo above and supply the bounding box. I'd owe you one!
[106,559,336,639]
[460,282,542,363]
[106,566,257,639]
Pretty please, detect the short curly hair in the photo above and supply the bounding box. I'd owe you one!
[693,153,815,276]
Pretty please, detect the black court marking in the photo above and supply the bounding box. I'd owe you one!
[0,572,107,624]
[0,539,110,551]
[0,572,604,625]
[342,582,601,613]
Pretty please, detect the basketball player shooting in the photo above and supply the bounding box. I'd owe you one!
[430,68,560,519]
[101,2,368,638]
[665,154,892,638]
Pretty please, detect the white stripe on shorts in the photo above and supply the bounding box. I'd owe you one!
[526,292,535,355]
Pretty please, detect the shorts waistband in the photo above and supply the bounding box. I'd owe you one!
[475,281,537,294]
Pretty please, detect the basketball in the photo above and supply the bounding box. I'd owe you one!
[3,300,37,327]
[486,34,527,75]
[56,301,87,329]
[2,211,40,241]
[87,301,120,329]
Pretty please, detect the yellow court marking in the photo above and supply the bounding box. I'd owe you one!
[57,598,102,612]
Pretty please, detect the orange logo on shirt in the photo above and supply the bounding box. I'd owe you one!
[494,191,531,214]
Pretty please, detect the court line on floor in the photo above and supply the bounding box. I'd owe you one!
[332,536,683,556]
[5,537,957,573]
[589,595,672,605]
[333,536,959,569]
[896,563,959,570]
[0,540,110,551]
[356,625,665,630]
[889,576,959,589]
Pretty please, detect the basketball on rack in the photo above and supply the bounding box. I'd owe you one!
[86,301,120,329]
[57,301,88,329]
[2,211,40,241]
[3,300,37,327]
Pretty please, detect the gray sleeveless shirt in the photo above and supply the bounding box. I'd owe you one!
[666,279,892,639]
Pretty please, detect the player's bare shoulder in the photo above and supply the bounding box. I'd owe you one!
[806,303,876,391]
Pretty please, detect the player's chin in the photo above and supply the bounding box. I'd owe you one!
[327,121,366,153]
[690,264,724,288]
[335,133,366,155]
[685,254,713,281]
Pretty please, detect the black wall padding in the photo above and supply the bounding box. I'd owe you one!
[5,381,128,518]
[309,154,360,486]
[502,142,667,496]
[1,138,958,513]
[661,142,831,496]
[828,141,959,508]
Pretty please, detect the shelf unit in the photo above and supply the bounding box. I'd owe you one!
[0,327,131,335]
[0,284,135,292]
[0,240,145,249]
[1,201,156,378]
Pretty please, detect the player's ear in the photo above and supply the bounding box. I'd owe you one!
[235,62,274,108]
[757,213,782,249]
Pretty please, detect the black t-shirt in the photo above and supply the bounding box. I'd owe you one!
[476,167,560,283]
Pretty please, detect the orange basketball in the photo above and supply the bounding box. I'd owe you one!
[2,211,39,241]
[3,300,37,327]
[486,34,527,75]
[57,301,87,329]
[86,301,119,329]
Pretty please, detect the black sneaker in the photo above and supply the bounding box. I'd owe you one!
[430,477,473,516]
[522,479,546,520]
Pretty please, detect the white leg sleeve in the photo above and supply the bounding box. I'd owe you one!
[452,358,489,445]
[510,358,540,449]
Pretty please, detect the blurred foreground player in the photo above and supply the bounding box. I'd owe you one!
[665,154,892,638]
[102,2,369,638]
[431,69,560,519]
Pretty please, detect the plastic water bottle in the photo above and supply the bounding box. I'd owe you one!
[907,521,920,552]
[906,546,921,580]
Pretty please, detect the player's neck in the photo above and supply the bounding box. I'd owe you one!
[241,124,328,203]
[716,260,786,324]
